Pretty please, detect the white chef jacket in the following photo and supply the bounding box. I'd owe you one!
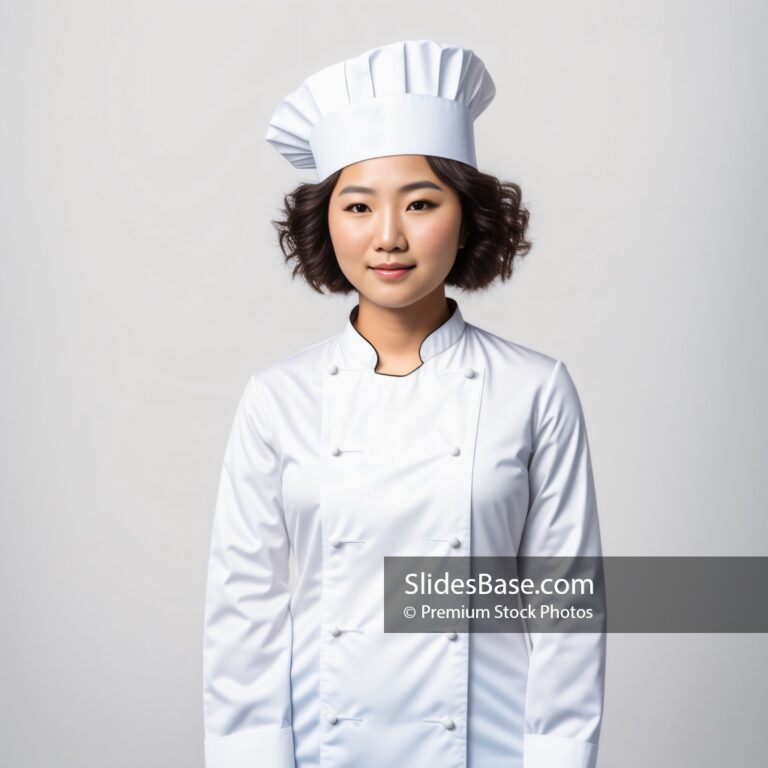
[202,297,606,768]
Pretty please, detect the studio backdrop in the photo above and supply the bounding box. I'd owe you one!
[1,2,766,767]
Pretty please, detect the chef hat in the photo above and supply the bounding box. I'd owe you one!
[265,39,496,182]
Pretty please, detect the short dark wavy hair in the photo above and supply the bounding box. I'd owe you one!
[271,156,532,294]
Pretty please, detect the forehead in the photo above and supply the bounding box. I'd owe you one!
[336,154,435,186]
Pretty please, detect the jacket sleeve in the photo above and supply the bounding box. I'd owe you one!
[519,360,606,768]
[202,374,295,768]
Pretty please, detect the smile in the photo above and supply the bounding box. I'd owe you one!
[369,265,416,280]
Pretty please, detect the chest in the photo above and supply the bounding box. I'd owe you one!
[278,361,534,561]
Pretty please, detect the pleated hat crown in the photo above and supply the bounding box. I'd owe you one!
[265,39,496,182]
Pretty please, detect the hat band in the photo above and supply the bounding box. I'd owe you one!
[310,93,477,181]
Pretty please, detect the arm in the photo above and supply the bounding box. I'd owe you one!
[520,360,606,768]
[202,374,295,768]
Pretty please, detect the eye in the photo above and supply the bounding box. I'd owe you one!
[408,199,436,211]
[343,199,437,214]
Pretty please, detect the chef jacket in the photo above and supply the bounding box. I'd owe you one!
[202,297,606,768]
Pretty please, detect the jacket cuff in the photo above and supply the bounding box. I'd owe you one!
[523,733,598,768]
[205,726,295,768]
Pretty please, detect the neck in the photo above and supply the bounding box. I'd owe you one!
[353,288,452,374]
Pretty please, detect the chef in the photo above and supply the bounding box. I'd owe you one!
[202,39,606,768]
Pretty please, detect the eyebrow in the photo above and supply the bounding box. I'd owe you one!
[337,180,443,195]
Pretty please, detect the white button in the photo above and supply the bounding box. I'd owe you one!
[329,626,342,637]
[445,631,458,641]
[327,364,339,375]
[464,367,475,378]
[449,445,461,456]
[326,712,339,725]
[330,446,341,456]
[441,717,455,730]
[449,537,461,548]
[329,538,342,548]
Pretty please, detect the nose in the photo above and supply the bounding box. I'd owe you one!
[374,208,407,252]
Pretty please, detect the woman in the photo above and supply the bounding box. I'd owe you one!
[203,40,605,768]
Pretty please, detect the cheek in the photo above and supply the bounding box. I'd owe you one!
[330,224,370,271]
[411,211,461,260]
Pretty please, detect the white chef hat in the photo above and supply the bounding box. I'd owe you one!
[265,39,496,182]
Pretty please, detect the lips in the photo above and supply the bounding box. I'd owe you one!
[369,264,416,280]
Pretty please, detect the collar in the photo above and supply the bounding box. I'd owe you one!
[339,297,466,370]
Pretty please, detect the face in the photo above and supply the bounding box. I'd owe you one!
[327,154,465,309]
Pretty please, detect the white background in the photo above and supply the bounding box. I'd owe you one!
[1,1,766,765]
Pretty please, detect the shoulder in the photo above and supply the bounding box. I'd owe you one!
[246,332,338,407]
[464,322,585,418]
[465,322,560,384]
[227,333,336,450]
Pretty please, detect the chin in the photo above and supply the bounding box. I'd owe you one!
[364,288,435,311]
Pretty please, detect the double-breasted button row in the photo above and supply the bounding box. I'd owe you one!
[328,711,456,730]
[327,363,476,379]
[330,535,459,548]
[326,626,457,641]
[324,357,469,738]
[330,443,462,457]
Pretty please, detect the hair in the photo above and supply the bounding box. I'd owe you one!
[270,155,532,294]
